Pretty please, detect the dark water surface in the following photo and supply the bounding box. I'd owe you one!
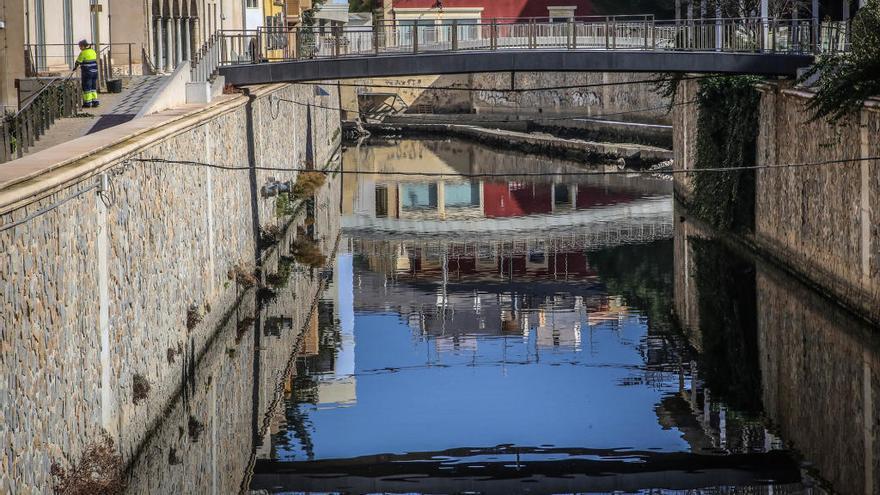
[243,139,880,494]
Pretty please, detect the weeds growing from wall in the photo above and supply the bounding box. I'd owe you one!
[801,0,880,123]
[292,238,327,268]
[186,304,203,331]
[51,432,126,495]
[292,172,326,200]
[230,264,258,288]
[132,373,151,405]
[266,256,296,289]
[693,76,761,232]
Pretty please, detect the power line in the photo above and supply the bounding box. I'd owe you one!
[133,156,880,177]
[3,154,877,233]
[274,96,688,123]
[0,184,98,233]
[295,74,707,93]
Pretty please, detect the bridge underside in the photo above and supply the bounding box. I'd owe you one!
[219,50,814,86]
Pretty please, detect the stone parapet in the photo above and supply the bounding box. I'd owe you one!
[0,82,341,493]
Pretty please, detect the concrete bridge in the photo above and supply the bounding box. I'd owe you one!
[216,16,840,85]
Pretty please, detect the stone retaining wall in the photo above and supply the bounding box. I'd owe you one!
[0,83,341,494]
[340,72,671,125]
[672,80,880,324]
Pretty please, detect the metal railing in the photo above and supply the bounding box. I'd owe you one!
[2,77,81,163]
[191,34,221,83]
[215,16,848,66]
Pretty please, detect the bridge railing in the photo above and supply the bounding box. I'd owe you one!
[216,16,845,66]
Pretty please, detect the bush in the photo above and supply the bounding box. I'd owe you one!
[692,76,761,232]
[132,374,151,405]
[802,0,880,122]
[51,433,126,495]
[292,238,326,268]
[292,171,326,200]
[186,304,203,331]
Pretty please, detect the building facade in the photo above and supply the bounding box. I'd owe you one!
[377,0,597,23]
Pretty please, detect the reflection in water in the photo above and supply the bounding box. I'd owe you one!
[249,139,830,494]
[105,138,878,494]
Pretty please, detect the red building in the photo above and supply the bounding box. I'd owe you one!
[378,0,596,21]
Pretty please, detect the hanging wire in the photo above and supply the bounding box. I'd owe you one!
[275,96,690,124]
[289,74,710,93]
[132,155,880,178]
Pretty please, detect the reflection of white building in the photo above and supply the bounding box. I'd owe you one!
[315,252,357,406]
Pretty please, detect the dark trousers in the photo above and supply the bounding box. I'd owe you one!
[81,71,98,104]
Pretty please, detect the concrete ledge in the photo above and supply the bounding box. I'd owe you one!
[220,50,816,86]
[359,122,672,165]
[0,94,244,215]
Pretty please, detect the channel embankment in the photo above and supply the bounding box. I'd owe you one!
[353,122,673,167]
[0,82,341,493]
[673,79,880,325]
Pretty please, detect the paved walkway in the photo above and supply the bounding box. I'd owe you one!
[22,75,165,156]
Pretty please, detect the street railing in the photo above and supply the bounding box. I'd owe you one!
[1,77,81,163]
[216,16,847,66]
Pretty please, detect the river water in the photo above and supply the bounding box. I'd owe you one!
[82,136,878,494]
[233,138,878,494]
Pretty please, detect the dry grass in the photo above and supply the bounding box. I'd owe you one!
[292,238,326,269]
[292,171,326,200]
[229,264,258,288]
[186,304,203,331]
[188,416,204,442]
[260,224,283,247]
[132,374,150,405]
[51,432,126,495]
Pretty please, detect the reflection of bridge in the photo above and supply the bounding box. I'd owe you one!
[348,220,673,256]
[344,196,674,253]
[216,17,840,85]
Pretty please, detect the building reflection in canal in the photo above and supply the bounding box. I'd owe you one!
[248,139,820,494]
[114,138,879,494]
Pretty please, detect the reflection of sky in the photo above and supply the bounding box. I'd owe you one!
[277,257,691,462]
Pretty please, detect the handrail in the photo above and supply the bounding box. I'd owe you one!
[191,34,221,83]
[2,78,81,163]
[214,16,848,67]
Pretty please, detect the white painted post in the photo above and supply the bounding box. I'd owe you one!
[165,17,174,71]
[175,17,183,65]
[761,0,769,52]
[97,179,116,440]
[184,18,191,61]
[811,0,819,53]
[715,5,722,51]
[155,17,164,71]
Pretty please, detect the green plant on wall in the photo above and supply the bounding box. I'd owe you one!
[692,75,761,232]
[801,0,880,122]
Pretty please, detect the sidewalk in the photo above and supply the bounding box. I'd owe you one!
[21,75,166,155]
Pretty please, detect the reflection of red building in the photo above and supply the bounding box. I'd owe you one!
[483,182,553,218]
[379,0,596,19]
[575,185,638,209]
[482,183,638,219]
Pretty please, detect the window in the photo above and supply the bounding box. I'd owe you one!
[247,0,259,8]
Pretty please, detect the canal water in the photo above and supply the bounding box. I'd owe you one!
[238,138,878,494]
[104,137,877,494]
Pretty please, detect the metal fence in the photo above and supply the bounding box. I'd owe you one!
[25,43,138,79]
[1,78,81,163]
[216,16,848,66]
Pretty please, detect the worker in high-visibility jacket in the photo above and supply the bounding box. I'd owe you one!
[74,40,99,108]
